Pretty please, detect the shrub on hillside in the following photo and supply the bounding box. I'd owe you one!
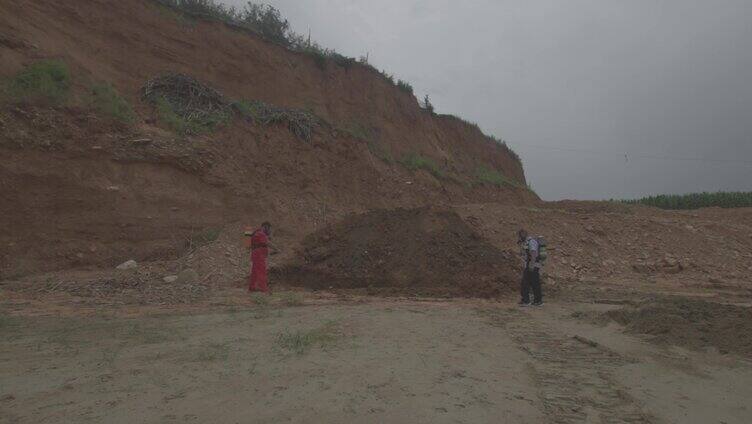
[239,3,290,45]
[421,95,435,115]
[397,80,413,95]
[6,60,70,104]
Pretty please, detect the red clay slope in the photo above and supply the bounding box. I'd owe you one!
[0,0,535,278]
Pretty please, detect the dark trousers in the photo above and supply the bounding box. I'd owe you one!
[521,268,542,304]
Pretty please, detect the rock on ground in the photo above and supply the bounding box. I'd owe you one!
[116,260,138,270]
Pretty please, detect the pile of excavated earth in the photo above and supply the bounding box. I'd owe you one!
[276,207,519,298]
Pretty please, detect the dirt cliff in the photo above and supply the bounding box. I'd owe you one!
[0,0,533,278]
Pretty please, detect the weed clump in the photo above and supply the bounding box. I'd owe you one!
[276,322,338,355]
[5,60,70,104]
[397,80,413,95]
[91,83,135,122]
[234,100,317,142]
[475,166,519,188]
[400,154,445,179]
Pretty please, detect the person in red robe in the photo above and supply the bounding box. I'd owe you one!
[248,222,272,293]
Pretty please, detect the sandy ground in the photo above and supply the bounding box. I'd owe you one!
[2,292,751,424]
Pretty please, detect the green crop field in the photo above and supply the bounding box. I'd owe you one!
[616,191,752,210]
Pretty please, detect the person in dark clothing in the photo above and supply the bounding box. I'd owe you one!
[518,229,543,307]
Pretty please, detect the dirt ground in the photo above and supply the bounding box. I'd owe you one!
[2,202,751,423]
[2,288,752,424]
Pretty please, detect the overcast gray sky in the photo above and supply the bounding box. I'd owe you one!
[225,0,752,200]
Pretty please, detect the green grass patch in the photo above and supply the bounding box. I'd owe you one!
[5,60,70,104]
[615,191,752,210]
[233,100,266,122]
[276,321,339,355]
[400,153,445,179]
[474,166,520,188]
[91,83,135,122]
[156,96,228,135]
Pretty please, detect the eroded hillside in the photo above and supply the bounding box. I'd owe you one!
[0,0,534,277]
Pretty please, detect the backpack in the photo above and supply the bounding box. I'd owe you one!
[535,237,548,264]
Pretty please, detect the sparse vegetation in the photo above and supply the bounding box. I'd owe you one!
[397,79,414,95]
[276,321,339,355]
[382,72,395,85]
[157,0,239,22]
[240,3,291,45]
[147,2,526,166]
[339,122,372,141]
[233,100,317,142]
[189,227,221,248]
[156,96,226,135]
[474,166,518,188]
[490,136,521,164]
[154,0,415,96]
[91,83,135,122]
[5,60,70,104]
[368,141,393,163]
[143,73,231,135]
[400,153,445,179]
[526,183,538,197]
[616,192,752,210]
[421,95,435,115]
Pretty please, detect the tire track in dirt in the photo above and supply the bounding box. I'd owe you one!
[483,308,657,424]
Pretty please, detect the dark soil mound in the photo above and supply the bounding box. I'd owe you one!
[604,297,752,357]
[276,207,518,298]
